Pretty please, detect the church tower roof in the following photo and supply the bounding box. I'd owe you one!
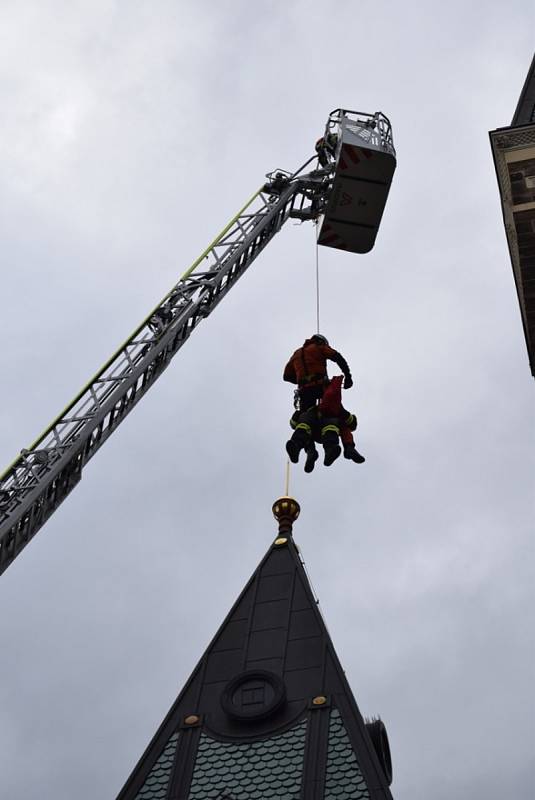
[116,497,394,799]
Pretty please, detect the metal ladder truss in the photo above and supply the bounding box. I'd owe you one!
[0,166,331,575]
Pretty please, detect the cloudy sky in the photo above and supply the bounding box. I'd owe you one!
[1,2,534,798]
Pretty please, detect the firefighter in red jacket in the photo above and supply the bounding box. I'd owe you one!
[283,335,364,467]
[289,375,365,471]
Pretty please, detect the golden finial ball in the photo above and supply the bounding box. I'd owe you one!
[272,496,301,524]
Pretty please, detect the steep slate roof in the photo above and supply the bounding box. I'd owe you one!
[512,53,535,127]
[116,499,394,800]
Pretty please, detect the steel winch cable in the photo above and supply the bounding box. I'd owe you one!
[314,221,321,334]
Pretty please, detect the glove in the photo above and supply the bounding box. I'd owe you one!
[344,375,353,389]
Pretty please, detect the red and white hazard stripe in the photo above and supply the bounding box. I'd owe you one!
[318,222,347,250]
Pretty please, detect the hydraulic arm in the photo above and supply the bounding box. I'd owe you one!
[0,166,330,575]
[0,107,396,576]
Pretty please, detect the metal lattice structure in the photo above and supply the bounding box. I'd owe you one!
[325,108,396,157]
[0,167,331,575]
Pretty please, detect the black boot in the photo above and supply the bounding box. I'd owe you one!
[323,443,341,466]
[321,423,341,467]
[285,430,309,463]
[304,445,319,473]
[343,444,365,463]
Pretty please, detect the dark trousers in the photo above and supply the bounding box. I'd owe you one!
[298,384,324,411]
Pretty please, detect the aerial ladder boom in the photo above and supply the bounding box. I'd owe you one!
[0,108,396,576]
[0,167,328,575]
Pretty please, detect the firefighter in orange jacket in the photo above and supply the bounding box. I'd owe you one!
[284,335,357,466]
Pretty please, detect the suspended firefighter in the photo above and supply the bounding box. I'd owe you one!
[289,376,364,471]
[283,335,364,468]
[320,374,365,465]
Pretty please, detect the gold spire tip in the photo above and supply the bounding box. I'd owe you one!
[272,496,301,535]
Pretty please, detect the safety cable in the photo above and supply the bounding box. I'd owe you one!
[314,222,320,334]
[282,155,326,502]
[282,219,319,499]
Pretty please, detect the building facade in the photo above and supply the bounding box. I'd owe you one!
[490,54,535,376]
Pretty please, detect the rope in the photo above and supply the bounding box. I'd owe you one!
[281,212,321,501]
[314,222,320,334]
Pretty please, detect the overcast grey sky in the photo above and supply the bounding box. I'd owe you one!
[1,2,534,798]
